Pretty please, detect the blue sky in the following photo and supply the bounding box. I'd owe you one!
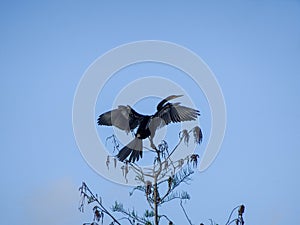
[1,1,300,224]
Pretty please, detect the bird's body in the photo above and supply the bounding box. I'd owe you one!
[136,115,151,139]
[97,95,200,162]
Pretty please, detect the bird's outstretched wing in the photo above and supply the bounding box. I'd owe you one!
[97,105,144,133]
[149,102,200,131]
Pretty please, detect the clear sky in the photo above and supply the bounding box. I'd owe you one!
[1,1,300,225]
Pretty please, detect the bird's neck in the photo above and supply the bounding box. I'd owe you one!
[156,99,167,111]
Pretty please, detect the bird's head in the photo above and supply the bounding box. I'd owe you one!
[156,95,183,111]
[165,94,183,101]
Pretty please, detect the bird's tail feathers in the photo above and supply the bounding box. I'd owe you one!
[117,138,143,163]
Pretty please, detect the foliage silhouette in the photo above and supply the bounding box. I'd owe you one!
[79,126,245,224]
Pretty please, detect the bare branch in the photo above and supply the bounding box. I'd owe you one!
[225,205,241,225]
[78,182,121,225]
[180,200,193,225]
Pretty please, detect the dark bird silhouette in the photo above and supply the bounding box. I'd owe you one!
[97,95,200,162]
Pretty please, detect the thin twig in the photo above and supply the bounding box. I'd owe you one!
[114,208,147,224]
[80,182,121,225]
[227,218,239,225]
[160,214,173,223]
[130,162,155,179]
[225,205,240,225]
[180,200,193,225]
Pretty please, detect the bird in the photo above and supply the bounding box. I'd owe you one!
[97,95,200,163]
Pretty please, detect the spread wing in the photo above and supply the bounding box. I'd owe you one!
[149,102,200,131]
[97,105,144,133]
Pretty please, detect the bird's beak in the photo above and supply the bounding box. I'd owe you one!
[175,94,183,98]
[167,94,183,100]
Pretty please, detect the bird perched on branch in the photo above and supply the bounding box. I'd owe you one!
[97,95,200,163]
